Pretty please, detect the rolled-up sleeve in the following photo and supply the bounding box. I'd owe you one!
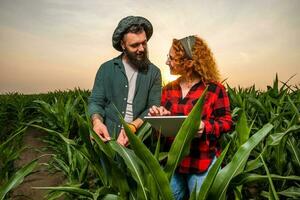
[203,84,232,138]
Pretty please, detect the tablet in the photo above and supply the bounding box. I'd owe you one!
[144,116,187,137]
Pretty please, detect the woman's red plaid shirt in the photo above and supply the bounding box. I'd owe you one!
[161,79,233,173]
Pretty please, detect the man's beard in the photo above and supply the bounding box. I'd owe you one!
[124,48,150,71]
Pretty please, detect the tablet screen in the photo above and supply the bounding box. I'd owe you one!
[144,116,187,136]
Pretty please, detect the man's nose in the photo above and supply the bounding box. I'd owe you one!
[137,44,144,52]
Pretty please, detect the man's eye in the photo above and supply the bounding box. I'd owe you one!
[131,44,139,48]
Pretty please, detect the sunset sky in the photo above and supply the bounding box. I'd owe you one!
[0,0,299,94]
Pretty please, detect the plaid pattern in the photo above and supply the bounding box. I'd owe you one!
[161,79,232,173]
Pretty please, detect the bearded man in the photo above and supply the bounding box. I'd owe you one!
[88,16,162,146]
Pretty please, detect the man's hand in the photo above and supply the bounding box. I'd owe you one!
[117,129,129,146]
[92,118,111,142]
[148,105,171,116]
[196,120,205,138]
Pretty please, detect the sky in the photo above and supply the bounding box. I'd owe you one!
[0,0,299,94]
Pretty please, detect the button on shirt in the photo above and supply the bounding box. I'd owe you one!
[123,60,138,123]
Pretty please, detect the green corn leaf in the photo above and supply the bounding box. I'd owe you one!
[189,182,197,200]
[136,122,152,142]
[159,152,168,162]
[93,187,116,200]
[274,135,288,175]
[226,84,240,107]
[52,156,69,175]
[244,158,263,172]
[82,117,113,158]
[77,96,114,158]
[233,186,243,200]
[76,114,109,185]
[46,190,65,200]
[272,74,279,97]
[115,106,174,200]
[287,136,300,169]
[248,97,268,115]
[197,141,231,200]
[288,114,299,130]
[102,194,123,200]
[231,107,240,119]
[165,88,207,180]
[29,124,76,145]
[260,155,279,200]
[79,110,114,158]
[0,159,38,200]
[287,96,300,123]
[266,125,299,175]
[207,123,273,200]
[33,186,94,199]
[236,92,243,107]
[236,108,250,146]
[266,125,300,146]
[277,186,300,198]
[146,172,159,200]
[109,141,148,200]
[260,190,270,199]
[276,91,287,115]
[154,132,161,161]
[109,159,130,198]
[0,126,26,150]
[231,173,300,186]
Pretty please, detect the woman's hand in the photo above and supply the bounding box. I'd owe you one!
[196,120,205,138]
[148,105,171,116]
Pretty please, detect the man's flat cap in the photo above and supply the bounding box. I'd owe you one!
[112,16,153,51]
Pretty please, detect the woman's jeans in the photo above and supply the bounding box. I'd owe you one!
[170,157,217,200]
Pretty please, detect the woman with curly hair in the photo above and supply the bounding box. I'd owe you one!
[149,35,233,199]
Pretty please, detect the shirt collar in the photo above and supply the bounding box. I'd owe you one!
[113,53,124,67]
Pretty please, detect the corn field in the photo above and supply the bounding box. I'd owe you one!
[0,76,299,200]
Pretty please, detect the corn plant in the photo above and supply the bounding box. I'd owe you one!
[0,93,39,199]
[0,127,38,200]
[31,94,90,182]
[32,88,207,199]
[0,89,88,199]
[223,74,300,199]
[1,75,299,199]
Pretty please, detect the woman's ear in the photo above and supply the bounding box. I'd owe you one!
[186,60,194,68]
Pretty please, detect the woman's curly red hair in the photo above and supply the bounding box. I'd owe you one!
[172,36,221,82]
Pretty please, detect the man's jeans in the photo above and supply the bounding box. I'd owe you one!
[170,157,217,200]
